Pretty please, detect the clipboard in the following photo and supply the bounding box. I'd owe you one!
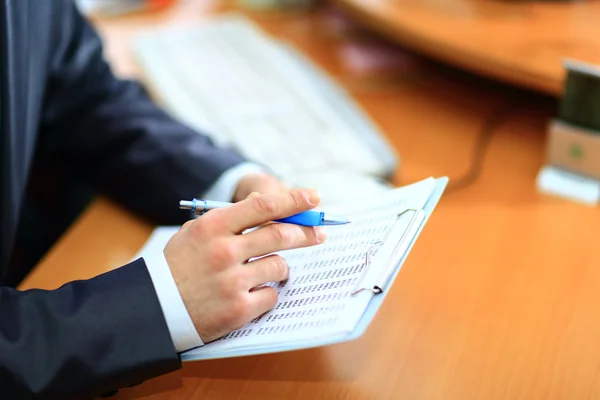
[351,207,425,296]
[181,177,448,361]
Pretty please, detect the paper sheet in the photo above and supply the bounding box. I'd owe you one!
[135,178,436,355]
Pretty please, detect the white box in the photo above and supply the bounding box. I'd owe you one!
[546,119,600,180]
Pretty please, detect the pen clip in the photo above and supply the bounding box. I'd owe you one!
[351,208,424,296]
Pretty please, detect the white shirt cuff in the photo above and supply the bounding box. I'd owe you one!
[202,162,269,202]
[144,253,204,353]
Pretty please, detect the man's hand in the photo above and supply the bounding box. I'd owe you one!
[164,189,326,343]
[233,173,288,202]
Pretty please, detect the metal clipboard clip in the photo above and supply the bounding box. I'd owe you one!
[351,208,425,296]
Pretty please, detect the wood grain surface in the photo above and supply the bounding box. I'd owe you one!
[334,0,600,97]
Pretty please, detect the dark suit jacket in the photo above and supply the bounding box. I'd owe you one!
[0,0,246,398]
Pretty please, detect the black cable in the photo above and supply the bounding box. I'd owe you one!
[445,102,516,193]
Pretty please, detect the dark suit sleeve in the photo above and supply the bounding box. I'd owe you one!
[0,259,180,399]
[39,1,246,225]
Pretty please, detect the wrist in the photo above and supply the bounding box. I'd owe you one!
[142,250,205,353]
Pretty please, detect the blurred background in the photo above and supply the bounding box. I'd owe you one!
[24,1,600,398]
[73,0,600,206]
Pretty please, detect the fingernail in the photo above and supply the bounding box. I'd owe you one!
[306,189,320,205]
[315,227,327,243]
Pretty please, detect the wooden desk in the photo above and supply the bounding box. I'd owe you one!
[334,0,600,97]
[20,1,600,399]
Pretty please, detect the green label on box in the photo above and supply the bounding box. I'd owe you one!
[569,143,584,160]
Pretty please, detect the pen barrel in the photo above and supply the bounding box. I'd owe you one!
[181,199,330,226]
[275,211,324,226]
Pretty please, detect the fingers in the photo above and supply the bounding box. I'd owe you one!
[237,223,326,260]
[180,220,195,231]
[247,286,278,319]
[245,254,289,288]
[226,189,320,233]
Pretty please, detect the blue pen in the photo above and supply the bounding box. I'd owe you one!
[179,199,351,226]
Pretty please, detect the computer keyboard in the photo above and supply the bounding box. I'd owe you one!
[133,15,398,179]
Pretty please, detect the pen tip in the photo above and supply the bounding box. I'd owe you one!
[322,214,352,226]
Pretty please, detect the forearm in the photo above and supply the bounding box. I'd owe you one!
[40,1,247,225]
[0,260,180,399]
[66,81,246,224]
